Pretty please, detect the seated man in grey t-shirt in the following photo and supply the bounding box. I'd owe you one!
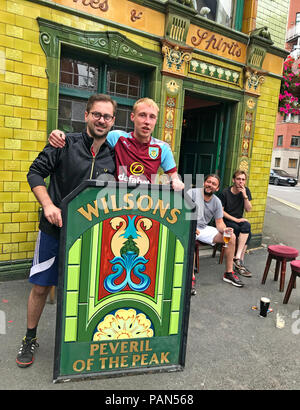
[187,174,244,288]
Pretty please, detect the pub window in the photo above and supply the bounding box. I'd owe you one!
[195,0,236,28]
[291,136,300,146]
[60,58,98,92]
[58,96,86,133]
[288,158,298,168]
[107,69,141,100]
[58,54,144,133]
[277,135,283,146]
[274,157,281,167]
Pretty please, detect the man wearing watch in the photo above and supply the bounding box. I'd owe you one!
[219,170,253,277]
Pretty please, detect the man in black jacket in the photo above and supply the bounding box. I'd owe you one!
[16,94,116,368]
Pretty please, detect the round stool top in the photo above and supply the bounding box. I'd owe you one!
[290,260,300,273]
[268,245,299,259]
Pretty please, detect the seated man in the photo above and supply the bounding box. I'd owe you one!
[188,174,244,288]
[219,170,252,277]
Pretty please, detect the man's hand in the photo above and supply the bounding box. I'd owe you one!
[236,185,247,198]
[49,130,66,148]
[224,226,234,235]
[43,203,63,227]
[169,172,184,191]
[32,186,63,227]
[171,178,185,191]
[196,228,200,236]
[236,217,249,223]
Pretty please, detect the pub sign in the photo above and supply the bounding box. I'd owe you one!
[53,181,196,382]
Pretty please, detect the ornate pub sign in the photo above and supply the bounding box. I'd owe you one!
[53,181,196,382]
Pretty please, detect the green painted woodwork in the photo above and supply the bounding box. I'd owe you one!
[37,18,163,137]
[54,182,196,381]
[234,0,245,31]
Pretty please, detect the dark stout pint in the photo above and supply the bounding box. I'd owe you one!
[259,297,270,317]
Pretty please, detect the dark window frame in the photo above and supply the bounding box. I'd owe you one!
[58,49,147,133]
[290,136,300,147]
[277,135,283,146]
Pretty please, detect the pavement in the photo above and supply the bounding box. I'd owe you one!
[0,245,299,391]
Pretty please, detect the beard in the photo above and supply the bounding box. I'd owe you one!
[204,189,213,196]
[87,123,109,140]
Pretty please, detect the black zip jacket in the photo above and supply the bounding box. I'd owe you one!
[27,131,115,239]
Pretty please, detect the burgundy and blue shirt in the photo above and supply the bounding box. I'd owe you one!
[107,131,177,184]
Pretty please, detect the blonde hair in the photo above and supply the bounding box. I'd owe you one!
[132,98,159,113]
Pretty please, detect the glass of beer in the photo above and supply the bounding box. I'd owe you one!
[223,228,232,248]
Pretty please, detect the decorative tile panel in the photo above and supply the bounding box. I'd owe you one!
[189,59,241,87]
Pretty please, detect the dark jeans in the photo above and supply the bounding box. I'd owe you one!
[223,219,251,245]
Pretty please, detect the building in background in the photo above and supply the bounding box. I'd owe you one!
[0,0,289,278]
[272,0,300,180]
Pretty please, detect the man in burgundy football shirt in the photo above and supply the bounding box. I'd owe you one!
[49,97,184,190]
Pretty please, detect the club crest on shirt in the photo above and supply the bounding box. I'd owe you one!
[149,147,159,159]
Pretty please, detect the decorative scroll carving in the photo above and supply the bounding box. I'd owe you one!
[244,67,265,95]
[77,33,142,59]
[161,40,192,76]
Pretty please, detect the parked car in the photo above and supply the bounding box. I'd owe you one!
[269,169,298,186]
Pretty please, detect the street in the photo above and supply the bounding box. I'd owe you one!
[0,185,299,391]
[268,184,300,208]
[263,184,300,253]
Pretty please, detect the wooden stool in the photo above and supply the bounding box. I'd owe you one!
[212,243,225,264]
[194,240,213,274]
[261,245,299,292]
[194,240,201,274]
[283,260,300,304]
[212,241,238,265]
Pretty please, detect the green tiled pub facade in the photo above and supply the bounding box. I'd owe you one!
[0,0,289,277]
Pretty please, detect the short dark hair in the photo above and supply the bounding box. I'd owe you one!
[86,94,117,116]
[204,174,220,187]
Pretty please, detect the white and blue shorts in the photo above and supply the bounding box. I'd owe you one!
[29,230,59,286]
[196,225,219,246]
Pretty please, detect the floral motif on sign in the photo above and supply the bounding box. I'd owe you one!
[93,309,154,341]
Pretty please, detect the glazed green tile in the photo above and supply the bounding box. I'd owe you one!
[64,317,77,342]
[67,265,80,291]
[68,238,82,264]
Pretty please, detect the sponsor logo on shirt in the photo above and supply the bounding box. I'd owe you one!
[129,162,145,175]
[118,173,149,184]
